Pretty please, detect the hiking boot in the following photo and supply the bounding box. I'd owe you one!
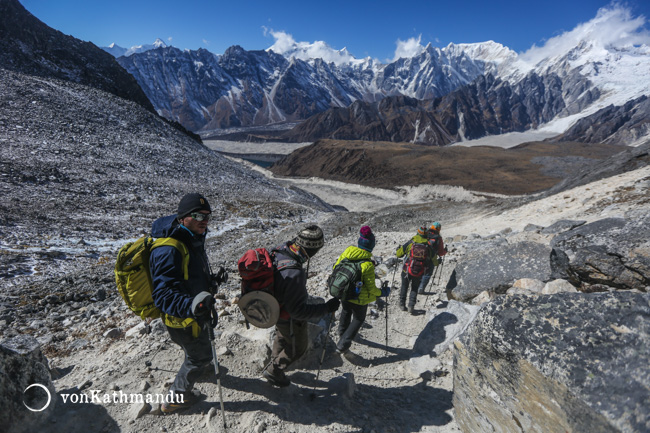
[400,304,407,312]
[161,391,200,414]
[335,347,348,355]
[417,288,425,295]
[263,367,291,387]
[408,306,415,315]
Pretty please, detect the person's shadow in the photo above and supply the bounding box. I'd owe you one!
[201,367,453,432]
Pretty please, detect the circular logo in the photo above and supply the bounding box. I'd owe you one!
[23,383,51,412]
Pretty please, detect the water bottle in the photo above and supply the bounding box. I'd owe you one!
[354,281,363,296]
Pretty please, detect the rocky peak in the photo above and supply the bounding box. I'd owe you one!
[0,0,154,113]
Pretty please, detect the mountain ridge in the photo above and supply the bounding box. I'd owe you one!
[103,13,650,143]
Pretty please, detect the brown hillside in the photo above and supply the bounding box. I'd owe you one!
[269,140,626,195]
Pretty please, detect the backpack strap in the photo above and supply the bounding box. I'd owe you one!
[151,237,190,280]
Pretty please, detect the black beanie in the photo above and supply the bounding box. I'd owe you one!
[177,193,211,218]
[294,224,324,257]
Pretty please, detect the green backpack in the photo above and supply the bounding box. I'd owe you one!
[114,236,189,320]
[327,258,368,302]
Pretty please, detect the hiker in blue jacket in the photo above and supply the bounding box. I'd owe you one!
[149,193,219,414]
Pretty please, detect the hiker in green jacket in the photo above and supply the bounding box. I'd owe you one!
[334,226,390,354]
[396,226,434,314]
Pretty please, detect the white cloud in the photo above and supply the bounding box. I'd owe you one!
[393,35,425,61]
[521,4,650,65]
[202,39,210,45]
[167,37,173,43]
[264,28,359,66]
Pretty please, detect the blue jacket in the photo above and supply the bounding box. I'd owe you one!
[149,215,211,320]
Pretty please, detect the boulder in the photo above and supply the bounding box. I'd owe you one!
[1,335,56,433]
[540,219,586,235]
[447,241,554,302]
[453,292,650,433]
[551,216,650,291]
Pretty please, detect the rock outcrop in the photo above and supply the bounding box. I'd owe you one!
[453,292,650,433]
[1,335,55,433]
[447,241,555,302]
[550,215,650,291]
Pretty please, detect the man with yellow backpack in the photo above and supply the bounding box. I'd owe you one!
[148,193,222,414]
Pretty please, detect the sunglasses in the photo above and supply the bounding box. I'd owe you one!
[189,212,211,222]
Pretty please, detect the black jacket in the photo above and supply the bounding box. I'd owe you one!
[149,215,211,319]
[272,242,328,321]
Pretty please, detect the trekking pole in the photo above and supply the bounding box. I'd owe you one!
[206,316,227,431]
[424,262,441,309]
[310,311,335,401]
[435,256,445,285]
[384,282,389,353]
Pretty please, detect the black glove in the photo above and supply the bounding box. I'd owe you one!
[210,267,228,290]
[325,298,340,313]
[191,291,215,317]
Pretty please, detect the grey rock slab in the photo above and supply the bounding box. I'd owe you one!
[448,241,554,302]
[453,292,650,433]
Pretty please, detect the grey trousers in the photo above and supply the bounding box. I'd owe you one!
[166,325,213,397]
[336,301,368,352]
[400,271,422,309]
[270,318,308,372]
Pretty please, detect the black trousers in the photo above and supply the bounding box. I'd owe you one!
[166,325,213,397]
[336,301,368,352]
[399,271,422,309]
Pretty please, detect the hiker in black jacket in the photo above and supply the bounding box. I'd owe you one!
[149,193,220,413]
[263,225,340,387]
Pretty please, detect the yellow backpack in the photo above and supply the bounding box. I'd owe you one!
[114,236,189,320]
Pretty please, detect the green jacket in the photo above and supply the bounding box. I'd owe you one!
[396,234,438,266]
[333,246,382,305]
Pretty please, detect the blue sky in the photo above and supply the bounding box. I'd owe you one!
[20,0,650,62]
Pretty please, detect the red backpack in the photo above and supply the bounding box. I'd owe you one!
[237,248,300,327]
[238,248,275,293]
[404,243,429,277]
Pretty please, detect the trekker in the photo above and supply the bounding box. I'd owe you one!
[149,193,221,414]
[262,225,340,387]
[333,226,391,355]
[396,226,433,314]
[417,222,448,294]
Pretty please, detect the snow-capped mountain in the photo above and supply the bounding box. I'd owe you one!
[102,38,167,57]
[106,5,650,143]
[114,41,504,131]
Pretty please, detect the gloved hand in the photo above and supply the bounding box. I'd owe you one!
[325,297,340,313]
[380,285,391,297]
[214,266,229,285]
[191,291,215,317]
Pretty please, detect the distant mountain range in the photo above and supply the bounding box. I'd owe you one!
[102,38,168,58]
[102,21,650,145]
